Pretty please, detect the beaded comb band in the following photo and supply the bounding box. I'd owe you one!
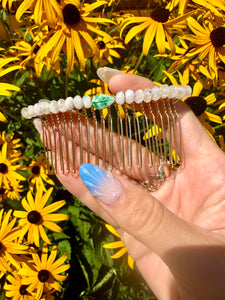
[21,84,192,191]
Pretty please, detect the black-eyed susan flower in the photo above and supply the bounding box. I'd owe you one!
[28,154,55,192]
[0,143,26,189]
[0,209,29,273]
[18,244,70,300]
[120,2,195,56]
[0,131,23,158]
[1,182,23,201]
[4,271,34,300]
[35,1,115,73]
[103,224,134,269]
[13,187,69,247]
[184,17,225,81]
[94,36,125,66]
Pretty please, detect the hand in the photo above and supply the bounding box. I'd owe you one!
[34,71,225,300]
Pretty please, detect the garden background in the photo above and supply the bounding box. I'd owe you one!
[0,0,225,299]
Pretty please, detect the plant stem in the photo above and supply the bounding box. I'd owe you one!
[0,107,32,128]
[92,268,115,293]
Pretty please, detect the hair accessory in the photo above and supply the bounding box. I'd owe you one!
[21,84,192,192]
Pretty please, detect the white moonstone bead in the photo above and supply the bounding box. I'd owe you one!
[21,107,31,119]
[58,99,67,112]
[143,88,152,103]
[160,84,170,98]
[82,95,92,109]
[65,96,74,110]
[125,89,134,104]
[50,100,59,114]
[184,85,192,98]
[34,103,42,116]
[169,85,178,99]
[73,95,83,109]
[134,89,144,103]
[151,87,161,101]
[177,85,187,98]
[27,105,35,118]
[41,102,50,115]
[116,91,125,105]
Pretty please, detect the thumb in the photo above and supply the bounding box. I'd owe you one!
[79,164,215,260]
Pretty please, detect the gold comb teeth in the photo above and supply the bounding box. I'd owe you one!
[21,84,192,191]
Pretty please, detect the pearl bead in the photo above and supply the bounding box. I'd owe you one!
[184,85,192,98]
[49,100,59,114]
[82,95,92,108]
[116,91,125,105]
[151,87,161,101]
[143,88,152,103]
[125,89,134,104]
[21,107,31,119]
[65,96,74,110]
[57,99,67,112]
[169,85,178,99]
[160,84,170,98]
[135,89,144,103]
[33,103,42,116]
[42,102,50,114]
[73,95,83,109]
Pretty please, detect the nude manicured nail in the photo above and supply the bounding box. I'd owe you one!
[97,67,123,84]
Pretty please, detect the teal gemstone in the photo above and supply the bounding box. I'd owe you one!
[92,94,115,109]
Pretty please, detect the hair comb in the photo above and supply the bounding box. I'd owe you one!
[21,84,192,191]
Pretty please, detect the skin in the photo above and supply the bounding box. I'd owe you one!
[36,73,225,300]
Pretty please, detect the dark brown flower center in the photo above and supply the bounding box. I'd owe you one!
[33,45,40,54]
[19,285,28,296]
[185,96,207,116]
[97,41,106,49]
[0,163,8,174]
[150,7,170,23]
[38,270,50,282]
[0,188,5,195]
[32,165,40,175]
[27,210,42,224]
[210,27,225,48]
[0,242,6,254]
[63,4,80,25]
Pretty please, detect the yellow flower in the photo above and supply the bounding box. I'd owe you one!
[0,181,23,201]
[0,57,21,96]
[0,143,26,189]
[94,36,125,66]
[0,131,23,158]
[0,209,29,273]
[4,271,34,299]
[13,187,69,247]
[18,244,70,300]
[103,224,134,269]
[28,154,55,192]
[35,0,115,73]
[184,17,225,81]
[120,3,195,56]
[0,112,6,122]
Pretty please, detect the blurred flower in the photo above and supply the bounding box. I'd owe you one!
[4,271,34,299]
[103,224,134,269]
[0,209,29,273]
[120,3,195,55]
[18,244,70,300]
[35,1,115,73]
[0,112,6,122]
[0,143,26,189]
[1,182,23,201]
[13,187,69,247]
[28,154,55,192]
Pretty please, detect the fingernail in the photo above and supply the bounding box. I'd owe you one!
[97,67,123,84]
[79,164,124,206]
[33,118,42,134]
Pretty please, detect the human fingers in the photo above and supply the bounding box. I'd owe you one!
[106,70,225,161]
[79,163,222,259]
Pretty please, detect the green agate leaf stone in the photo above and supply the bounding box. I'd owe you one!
[92,94,115,109]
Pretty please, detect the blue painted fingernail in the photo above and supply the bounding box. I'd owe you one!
[79,164,124,206]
